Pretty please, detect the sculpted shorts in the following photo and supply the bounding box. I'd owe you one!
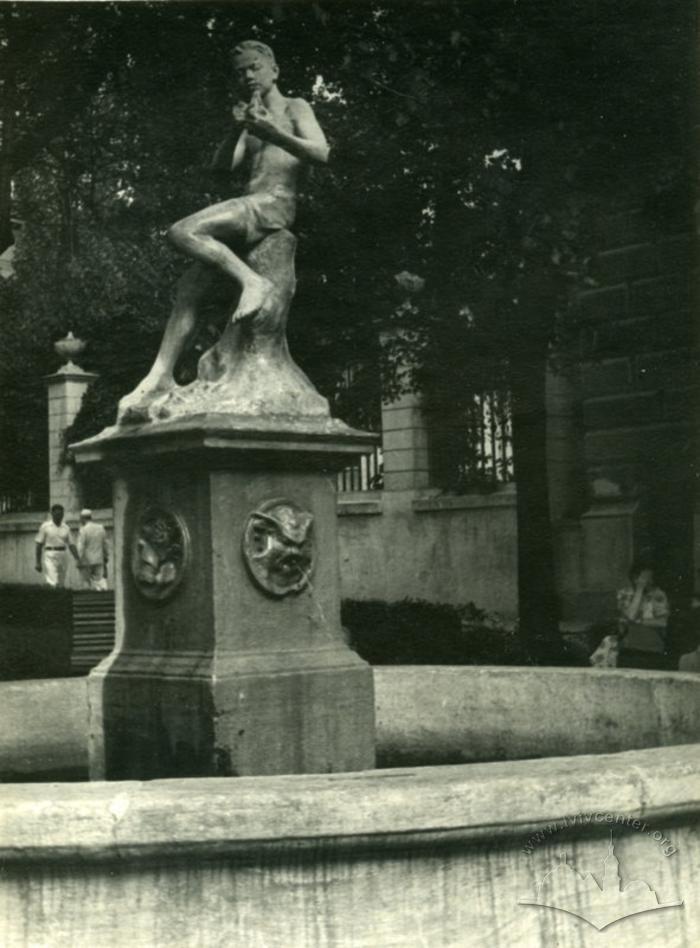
[237,187,296,244]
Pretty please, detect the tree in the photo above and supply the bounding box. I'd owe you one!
[0,4,132,250]
[0,1,693,657]
[328,0,693,658]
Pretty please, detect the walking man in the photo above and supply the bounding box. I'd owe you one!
[77,508,110,590]
[34,504,79,588]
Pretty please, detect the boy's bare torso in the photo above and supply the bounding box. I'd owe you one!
[239,96,305,198]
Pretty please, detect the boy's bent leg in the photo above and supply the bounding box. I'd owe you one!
[167,197,273,322]
[118,263,217,422]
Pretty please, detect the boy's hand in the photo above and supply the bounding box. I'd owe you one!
[233,91,263,125]
[243,104,280,142]
[232,101,249,124]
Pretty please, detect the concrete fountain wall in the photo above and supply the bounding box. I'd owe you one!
[3,666,700,778]
[1,666,699,947]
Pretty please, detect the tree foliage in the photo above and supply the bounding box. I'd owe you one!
[0,1,692,649]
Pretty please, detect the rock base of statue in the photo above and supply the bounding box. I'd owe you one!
[72,230,377,780]
[118,230,335,425]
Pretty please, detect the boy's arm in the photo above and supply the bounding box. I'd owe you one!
[244,98,330,165]
[210,130,240,173]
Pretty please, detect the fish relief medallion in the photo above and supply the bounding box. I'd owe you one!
[131,505,191,601]
[242,498,315,596]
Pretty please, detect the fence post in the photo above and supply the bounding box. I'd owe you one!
[44,334,97,513]
[381,389,430,492]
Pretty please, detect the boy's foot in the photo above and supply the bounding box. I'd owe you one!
[232,276,274,323]
[117,374,174,424]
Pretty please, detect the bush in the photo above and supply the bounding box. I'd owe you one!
[341,598,535,666]
[0,584,73,680]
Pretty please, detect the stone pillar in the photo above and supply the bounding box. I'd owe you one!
[580,498,644,592]
[381,391,430,491]
[381,281,429,493]
[45,360,97,513]
[73,417,377,780]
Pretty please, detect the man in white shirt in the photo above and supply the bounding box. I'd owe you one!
[34,504,79,588]
[77,508,110,591]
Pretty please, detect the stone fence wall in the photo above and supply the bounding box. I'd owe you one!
[0,490,519,615]
[338,488,517,613]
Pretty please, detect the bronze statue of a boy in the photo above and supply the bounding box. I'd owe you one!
[118,40,329,421]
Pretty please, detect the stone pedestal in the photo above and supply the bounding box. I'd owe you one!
[74,415,377,779]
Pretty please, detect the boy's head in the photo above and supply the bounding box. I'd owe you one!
[231,41,279,98]
[50,504,64,525]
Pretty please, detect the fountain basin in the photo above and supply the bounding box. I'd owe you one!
[2,666,700,779]
[1,666,699,946]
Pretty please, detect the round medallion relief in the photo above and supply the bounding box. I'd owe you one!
[131,505,191,601]
[242,498,315,597]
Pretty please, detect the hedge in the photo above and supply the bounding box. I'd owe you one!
[0,584,73,681]
[341,598,539,666]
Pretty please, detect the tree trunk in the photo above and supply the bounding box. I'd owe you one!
[0,75,17,253]
[0,154,13,253]
[510,348,563,662]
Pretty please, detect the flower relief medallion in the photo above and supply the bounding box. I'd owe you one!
[242,498,315,597]
[131,504,191,601]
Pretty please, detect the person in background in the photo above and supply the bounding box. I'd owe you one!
[77,508,109,591]
[34,504,79,588]
[616,557,670,668]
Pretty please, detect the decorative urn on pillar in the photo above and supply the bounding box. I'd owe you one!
[54,331,86,372]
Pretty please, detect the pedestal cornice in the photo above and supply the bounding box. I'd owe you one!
[71,412,379,470]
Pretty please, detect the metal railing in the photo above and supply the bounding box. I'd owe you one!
[465,390,514,485]
[430,390,514,491]
[337,443,383,492]
[0,489,47,515]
